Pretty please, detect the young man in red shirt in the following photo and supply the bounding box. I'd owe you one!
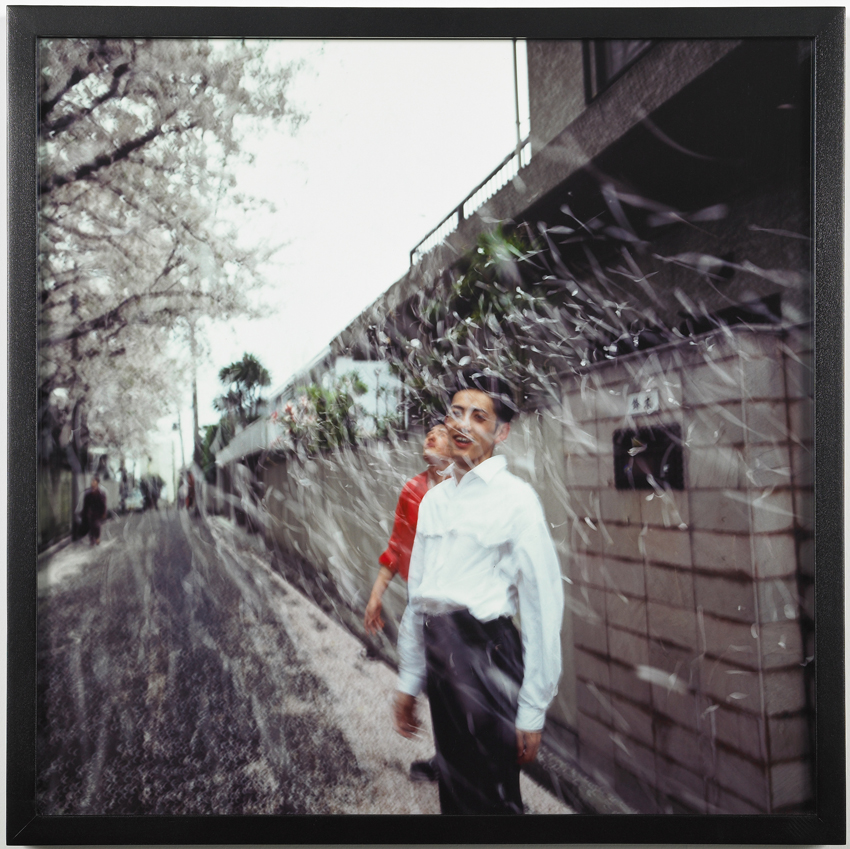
[364,422,451,781]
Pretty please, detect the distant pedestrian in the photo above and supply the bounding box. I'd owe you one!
[81,476,108,547]
[186,471,195,510]
[394,369,564,814]
[364,422,451,782]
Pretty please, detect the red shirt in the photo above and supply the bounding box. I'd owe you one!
[378,471,430,582]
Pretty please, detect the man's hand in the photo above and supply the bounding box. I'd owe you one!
[516,728,542,765]
[394,691,420,738]
[364,594,384,634]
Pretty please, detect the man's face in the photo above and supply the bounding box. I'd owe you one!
[422,423,451,468]
[90,478,99,490]
[445,389,509,471]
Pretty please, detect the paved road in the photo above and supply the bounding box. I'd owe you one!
[36,507,572,816]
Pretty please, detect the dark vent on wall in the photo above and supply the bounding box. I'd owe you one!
[613,422,684,491]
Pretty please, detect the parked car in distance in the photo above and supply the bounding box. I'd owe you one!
[125,489,144,512]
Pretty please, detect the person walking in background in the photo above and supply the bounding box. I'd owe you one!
[364,421,451,782]
[81,475,108,547]
[393,370,564,814]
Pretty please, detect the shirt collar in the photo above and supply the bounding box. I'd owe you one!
[450,453,507,485]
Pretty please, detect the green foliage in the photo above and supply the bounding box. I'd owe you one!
[214,352,272,426]
[273,371,367,455]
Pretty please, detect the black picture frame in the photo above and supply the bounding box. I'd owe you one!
[8,5,844,845]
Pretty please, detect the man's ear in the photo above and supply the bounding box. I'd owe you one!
[495,422,511,444]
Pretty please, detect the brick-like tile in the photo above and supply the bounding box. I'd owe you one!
[770,759,812,810]
[603,522,644,562]
[643,526,692,568]
[596,386,629,421]
[599,488,642,526]
[689,491,751,534]
[713,747,770,809]
[573,610,608,655]
[572,556,608,592]
[574,647,610,689]
[699,657,760,713]
[655,755,708,812]
[763,669,808,716]
[608,627,650,669]
[692,530,752,575]
[757,577,801,625]
[694,574,757,622]
[742,354,787,402]
[577,710,615,754]
[564,454,601,488]
[783,350,813,400]
[646,563,695,608]
[611,695,655,748]
[609,659,651,703]
[767,715,811,761]
[613,735,657,787]
[743,443,792,489]
[685,401,745,447]
[651,685,700,731]
[751,490,796,533]
[647,601,698,650]
[708,704,767,761]
[682,360,743,406]
[699,612,760,666]
[688,445,745,489]
[640,488,690,529]
[654,719,702,772]
[793,488,813,534]
[790,442,813,488]
[787,398,813,445]
[562,390,596,426]
[614,761,661,813]
[752,533,798,579]
[606,592,648,636]
[745,400,790,445]
[601,557,646,598]
[576,678,614,724]
[648,637,700,682]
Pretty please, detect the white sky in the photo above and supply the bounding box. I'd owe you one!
[186,38,531,443]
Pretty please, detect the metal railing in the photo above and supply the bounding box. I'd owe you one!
[410,137,532,266]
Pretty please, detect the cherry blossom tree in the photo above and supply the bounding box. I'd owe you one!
[38,38,305,460]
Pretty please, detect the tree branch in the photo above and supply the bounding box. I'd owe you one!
[41,62,131,136]
[39,118,197,197]
[39,288,207,348]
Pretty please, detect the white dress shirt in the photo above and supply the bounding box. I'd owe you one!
[397,454,564,732]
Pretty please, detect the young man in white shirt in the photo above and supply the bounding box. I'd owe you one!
[393,370,564,814]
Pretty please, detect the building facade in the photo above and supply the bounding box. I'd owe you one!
[221,39,814,814]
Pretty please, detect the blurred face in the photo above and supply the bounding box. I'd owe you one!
[445,389,509,473]
[90,478,99,490]
[422,424,451,468]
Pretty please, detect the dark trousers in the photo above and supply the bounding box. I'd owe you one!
[423,609,524,815]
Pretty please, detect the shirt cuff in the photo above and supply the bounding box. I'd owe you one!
[397,668,425,697]
[378,549,398,571]
[515,704,546,732]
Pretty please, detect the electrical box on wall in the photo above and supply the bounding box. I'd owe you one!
[613,422,684,491]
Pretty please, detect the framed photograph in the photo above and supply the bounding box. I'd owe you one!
[8,5,844,845]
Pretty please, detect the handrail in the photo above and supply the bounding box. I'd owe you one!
[410,137,532,266]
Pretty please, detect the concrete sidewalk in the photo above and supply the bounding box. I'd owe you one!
[210,517,574,815]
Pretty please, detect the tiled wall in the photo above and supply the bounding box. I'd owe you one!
[562,324,813,813]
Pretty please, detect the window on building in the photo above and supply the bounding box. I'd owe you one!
[583,40,654,101]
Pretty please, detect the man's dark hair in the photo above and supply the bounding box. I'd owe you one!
[455,368,518,423]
